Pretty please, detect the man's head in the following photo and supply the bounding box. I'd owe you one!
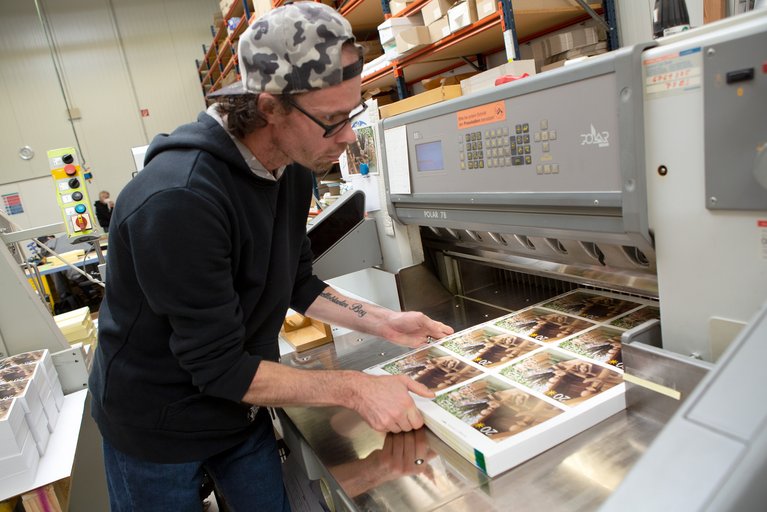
[99,191,110,202]
[213,2,365,171]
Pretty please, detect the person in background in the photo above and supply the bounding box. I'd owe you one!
[94,190,114,232]
[88,3,453,511]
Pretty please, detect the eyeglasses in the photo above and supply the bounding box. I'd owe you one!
[286,97,368,138]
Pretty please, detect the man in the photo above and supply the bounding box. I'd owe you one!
[94,190,114,232]
[88,2,453,511]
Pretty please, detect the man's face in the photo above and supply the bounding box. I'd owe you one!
[275,49,362,173]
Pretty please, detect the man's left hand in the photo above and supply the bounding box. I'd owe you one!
[379,312,454,348]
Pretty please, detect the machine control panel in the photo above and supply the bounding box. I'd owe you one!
[48,147,98,238]
[392,71,626,197]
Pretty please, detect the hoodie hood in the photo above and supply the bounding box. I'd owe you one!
[144,112,248,175]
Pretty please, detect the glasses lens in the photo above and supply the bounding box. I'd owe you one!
[324,103,367,138]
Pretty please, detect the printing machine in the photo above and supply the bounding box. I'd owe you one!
[278,9,767,511]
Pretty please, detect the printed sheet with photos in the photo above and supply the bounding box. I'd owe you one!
[366,289,660,476]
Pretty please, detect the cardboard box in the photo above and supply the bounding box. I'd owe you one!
[378,85,462,119]
[389,0,413,15]
[395,26,432,55]
[448,0,478,33]
[428,16,451,43]
[546,26,599,56]
[359,40,384,63]
[475,0,498,19]
[421,72,477,90]
[422,0,454,25]
[377,13,424,45]
[460,60,536,96]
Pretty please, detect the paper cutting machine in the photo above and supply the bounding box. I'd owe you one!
[276,9,766,512]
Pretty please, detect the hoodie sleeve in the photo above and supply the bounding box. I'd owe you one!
[290,234,327,314]
[123,185,259,403]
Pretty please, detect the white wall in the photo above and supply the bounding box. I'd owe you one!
[0,0,217,227]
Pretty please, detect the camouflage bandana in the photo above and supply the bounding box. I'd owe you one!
[211,2,363,96]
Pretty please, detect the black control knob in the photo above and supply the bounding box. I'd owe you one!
[62,154,74,164]
[72,191,84,201]
[68,178,80,189]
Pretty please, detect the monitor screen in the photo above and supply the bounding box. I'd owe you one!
[415,141,444,172]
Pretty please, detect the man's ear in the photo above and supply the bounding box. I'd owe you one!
[257,93,285,125]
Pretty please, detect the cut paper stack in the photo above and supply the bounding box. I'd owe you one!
[0,350,65,489]
[54,307,97,347]
[368,289,659,476]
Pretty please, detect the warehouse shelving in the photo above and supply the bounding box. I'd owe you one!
[199,0,614,100]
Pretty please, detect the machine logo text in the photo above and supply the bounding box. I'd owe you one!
[424,210,447,219]
[580,124,610,148]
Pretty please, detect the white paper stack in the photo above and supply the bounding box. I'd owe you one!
[12,350,65,413]
[0,349,67,460]
[0,397,39,489]
[54,306,97,347]
[367,289,659,476]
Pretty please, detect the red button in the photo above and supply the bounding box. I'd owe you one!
[763,61,767,73]
[64,164,77,176]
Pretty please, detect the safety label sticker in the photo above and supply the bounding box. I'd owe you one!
[643,47,702,99]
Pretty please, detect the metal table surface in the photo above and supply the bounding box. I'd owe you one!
[280,296,666,511]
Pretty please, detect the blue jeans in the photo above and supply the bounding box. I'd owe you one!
[103,410,290,512]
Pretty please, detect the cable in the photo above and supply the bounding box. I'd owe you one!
[33,0,89,167]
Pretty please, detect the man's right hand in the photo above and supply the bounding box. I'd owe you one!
[349,373,434,433]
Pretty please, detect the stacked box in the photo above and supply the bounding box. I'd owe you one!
[11,350,64,411]
[389,0,416,15]
[475,0,498,19]
[0,377,49,456]
[377,13,424,47]
[0,349,65,456]
[428,16,451,43]
[394,26,431,55]
[0,399,39,490]
[219,0,235,17]
[546,26,599,56]
[460,60,536,96]
[54,306,97,347]
[422,0,454,25]
[447,0,477,33]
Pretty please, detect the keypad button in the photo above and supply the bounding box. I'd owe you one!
[524,134,530,144]
[541,131,549,141]
[536,165,543,174]
[542,142,550,152]
[540,120,548,130]
[549,130,557,140]
[524,156,532,165]
[543,164,551,174]
[534,132,541,142]
[524,146,531,154]
[552,164,559,174]
[522,123,529,133]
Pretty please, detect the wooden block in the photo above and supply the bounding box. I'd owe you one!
[21,482,65,512]
[280,316,333,352]
[283,313,312,333]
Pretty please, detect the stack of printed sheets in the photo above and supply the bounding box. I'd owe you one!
[367,289,659,476]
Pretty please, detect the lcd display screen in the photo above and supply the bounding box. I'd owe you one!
[415,141,444,172]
